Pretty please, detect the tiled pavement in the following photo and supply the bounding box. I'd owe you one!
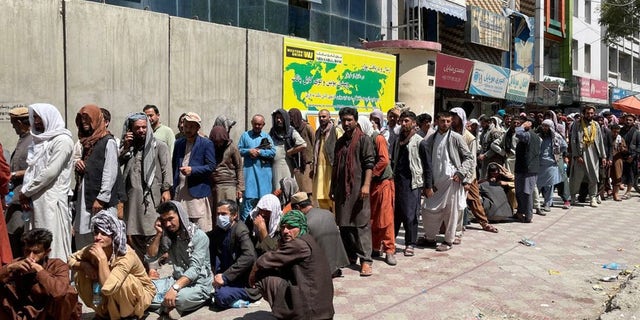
[82,195,640,319]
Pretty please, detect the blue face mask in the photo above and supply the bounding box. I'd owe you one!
[217,214,231,230]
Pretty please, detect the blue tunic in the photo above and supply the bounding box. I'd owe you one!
[238,130,276,199]
[537,136,563,187]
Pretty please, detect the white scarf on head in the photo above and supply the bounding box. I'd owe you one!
[23,103,72,188]
[251,194,282,238]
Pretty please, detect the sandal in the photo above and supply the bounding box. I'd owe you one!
[416,236,437,248]
[621,195,630,200]
[435,242,452,252]
[404,246,415,256]
[453,236,462,245]
[481,223,499,233]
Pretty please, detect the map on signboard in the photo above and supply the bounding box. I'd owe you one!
[283,38,397,113]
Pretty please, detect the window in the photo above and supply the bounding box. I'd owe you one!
[609,48,618,73]
[620,52,632,81]
[549,0,560,20]
[584,44,591,73]
[365,0,381,25]
[544,42,561,76]
[331,16,349,45]
[211,0,238,25]
[585,0,591,24]
[287,0,309,37]
[310,11,331,42]
[634,58,640,84]
[239,0,265,30]
[573,0,578,17]
[350,0,365,21]
[572,40,578,71]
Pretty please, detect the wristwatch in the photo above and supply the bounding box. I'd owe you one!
[172,284,181,292]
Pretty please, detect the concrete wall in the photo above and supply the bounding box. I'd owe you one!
[0,0,65,149]
[65,0,169,138]
[0,0,324,152]
[169,17,247,143]
[247,30,284,133]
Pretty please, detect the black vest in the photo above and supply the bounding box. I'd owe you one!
[83,135,125,210]
[515,131,541,174]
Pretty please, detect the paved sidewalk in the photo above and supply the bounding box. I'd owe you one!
[82,196,640,319]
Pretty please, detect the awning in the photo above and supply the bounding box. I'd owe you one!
[504,8,533,33]
[407,0,467,21]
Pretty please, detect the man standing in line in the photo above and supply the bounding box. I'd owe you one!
[477,115,504,179]
[620,114,639,200]
[420,112,474,252]
[358,118,396,265]
[514,118,541,222]
[497,117,519,175]
[269,109,306,192]
[7,107,32,257]
[450,107,498,233]
[120,113,172,261]
[330,107,375,276]
[239,114,276,221]
[385,106,402,145]
[311,109,339,211]
[73,104,123,249]
[288,108,315,197]
[390,111,423,257]
[144,105,176,155]
[19,103,74,262]
[569,106,606,207]
[173,112,216,232]
[416,113,435,138]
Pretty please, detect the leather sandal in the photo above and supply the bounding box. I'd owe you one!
[360,263,373,277]
[435,242,452,252]
[404,246,415,256]
[481,223,499,233]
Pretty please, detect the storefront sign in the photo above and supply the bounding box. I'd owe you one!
[505,70,530,102]
[468,61,510,99]
[283,37,397,113]
[467,6,511,51]
[577,76,608,103]
[435,53,473,90]
[590,79,608,100]
[611,87,635,102]
[527,82,560,106]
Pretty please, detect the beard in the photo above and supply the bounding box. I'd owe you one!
[80,127,94,137]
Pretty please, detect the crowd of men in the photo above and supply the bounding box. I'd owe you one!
[0,102,638,320]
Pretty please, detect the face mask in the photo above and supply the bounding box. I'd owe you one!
[217,214,231,230]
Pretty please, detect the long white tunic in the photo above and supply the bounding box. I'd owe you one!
[21,134,74,262]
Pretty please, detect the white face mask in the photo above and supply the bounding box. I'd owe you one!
[216,214,231,230]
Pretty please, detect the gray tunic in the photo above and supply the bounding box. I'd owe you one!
[123,140,172,236]
[569,120,606,182]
